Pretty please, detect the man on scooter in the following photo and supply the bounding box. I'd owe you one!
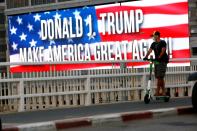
[143,31,169,96]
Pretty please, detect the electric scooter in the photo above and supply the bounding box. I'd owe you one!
[143,57,170,104]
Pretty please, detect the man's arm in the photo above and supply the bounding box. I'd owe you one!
[144,48,152,58]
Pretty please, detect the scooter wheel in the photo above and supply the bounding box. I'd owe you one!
[144,94,150,104]
[192,82,197,113]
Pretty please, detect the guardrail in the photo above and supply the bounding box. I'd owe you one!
[0,58,196,113]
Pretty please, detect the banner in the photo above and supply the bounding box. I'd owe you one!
[8,0,190,72]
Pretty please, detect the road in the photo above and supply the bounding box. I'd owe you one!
[60,114,197,131]
[0,97,192,126]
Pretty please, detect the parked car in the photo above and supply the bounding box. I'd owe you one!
[188,72,197,112]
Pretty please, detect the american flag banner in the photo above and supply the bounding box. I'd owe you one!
[8,0,190,72]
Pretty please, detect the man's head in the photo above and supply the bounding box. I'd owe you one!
[151,31,160,42]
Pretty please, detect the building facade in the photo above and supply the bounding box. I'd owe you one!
[0,0,6,72]
[189,0,197,65]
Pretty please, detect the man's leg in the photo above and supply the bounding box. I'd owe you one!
[155,64,161,96]
[160,63,167,96]
[156,78,161,96]
[159,77,166,96]
[157,63,167,96]
[156,77,162,96]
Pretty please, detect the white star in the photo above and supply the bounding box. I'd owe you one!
[68,38,73,43]
[53,12,61,19]
[12,42,18,50]
[38,30,42,38]
[44,12,50,14]
[33,14,41,22]
[19,32,27,41]
[50,40,56,45]
[10,26,17,35]
[88,32,96,40]
[83,6,89,9]
[84,15,91,26]
[16,16,22,25]
[64,9,69,11]
[27,23,33,32]
[29,39,37,47]
[73,10,80,17]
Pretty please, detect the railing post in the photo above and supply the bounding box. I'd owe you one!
[141,69,147,99]
[18,80,24,112]
[188,66,194,97]
[189,81,195,97]
[85,76,91,106]
[28,0,31,6]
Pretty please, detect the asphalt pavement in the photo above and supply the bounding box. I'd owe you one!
[0,97,192,125]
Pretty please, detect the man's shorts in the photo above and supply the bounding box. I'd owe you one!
[154,63,167,78]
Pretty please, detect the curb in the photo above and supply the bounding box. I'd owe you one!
[2,106,194,131]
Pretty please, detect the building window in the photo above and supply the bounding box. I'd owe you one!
[0,44,6,52]
[192,47,197,56]
[0,0,5,3]
[0,58,6,62]
[0,13,5,24]
[31,0,56,6]
[7,0,28,9]
[0,31,5,38]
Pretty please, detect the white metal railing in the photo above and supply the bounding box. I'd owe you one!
[0,58,196,113]
[0,58,196,66]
